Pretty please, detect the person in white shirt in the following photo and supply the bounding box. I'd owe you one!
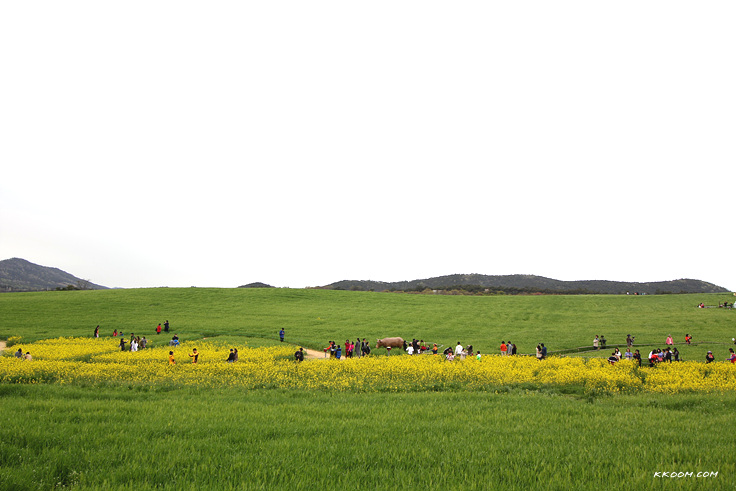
[406,345,414,355]
[455,342,463,356]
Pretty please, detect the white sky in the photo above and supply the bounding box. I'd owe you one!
[1,1,734,290]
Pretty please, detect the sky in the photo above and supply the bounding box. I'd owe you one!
[1,1,734,290]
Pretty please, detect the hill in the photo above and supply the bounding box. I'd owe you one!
[0,258,108,292]
[321,274,729,295]
[238,282,275,288]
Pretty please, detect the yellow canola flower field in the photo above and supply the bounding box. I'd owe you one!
[2,338,736,393]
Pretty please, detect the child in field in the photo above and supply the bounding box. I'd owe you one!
[169,351,175,364]
[189,348,199,363]
[476,351,481,361]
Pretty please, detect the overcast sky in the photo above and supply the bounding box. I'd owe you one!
[1,1,734,290]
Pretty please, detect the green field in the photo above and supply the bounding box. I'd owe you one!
[1,288,734,358]
[0,385,734,490]
[1,289,735,489]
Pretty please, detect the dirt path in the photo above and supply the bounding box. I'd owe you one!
[303,348,328,360]
[0,341,6,354]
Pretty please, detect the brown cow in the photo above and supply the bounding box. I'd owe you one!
[376,337,404,349]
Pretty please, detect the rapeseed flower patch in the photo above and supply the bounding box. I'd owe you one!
[2,337,736,393]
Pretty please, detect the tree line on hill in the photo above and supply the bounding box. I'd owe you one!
[320,274,729,295]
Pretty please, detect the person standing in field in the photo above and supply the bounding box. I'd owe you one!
[164,320,169,333]
[119,338,126,351]
[189,348,199,363]
[295,347,304,362]
[593,335,599,350]
[226,349,235,363]
[500,341,507,356]
[356,337,362,358]
[94,325,99,338]
[279,328,285,342]
[633,350,641,367]
[169,351,175,364]
[233,348,239,362]
[541,344,547,359]
[685,334,692,345]
[455,342,464,357]
[156,324,162,335]
[665,335,673,346]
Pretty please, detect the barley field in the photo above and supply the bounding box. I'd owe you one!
[1,288,735,489]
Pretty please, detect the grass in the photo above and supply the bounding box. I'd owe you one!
[1,288,734,360]
[0,385,734,490]
[1,289,735,489]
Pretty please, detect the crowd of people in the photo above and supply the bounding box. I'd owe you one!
[324,339,372,359]
[114,332,179,351]
[78,323,736,367]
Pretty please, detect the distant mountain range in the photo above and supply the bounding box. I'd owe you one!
[320,274,730,295]
[1,258,730,295]
[0,258,108,292]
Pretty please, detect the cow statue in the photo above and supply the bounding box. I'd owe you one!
[376,337,404,350]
